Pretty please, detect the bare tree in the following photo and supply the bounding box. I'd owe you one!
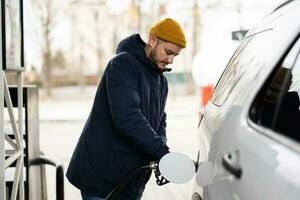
[192,0,201,58]
[129,0,141,33]
[70,0,107,89]
[31,0,66,96]
[92,2,106,77]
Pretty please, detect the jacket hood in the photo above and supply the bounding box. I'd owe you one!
[116,34,161,73]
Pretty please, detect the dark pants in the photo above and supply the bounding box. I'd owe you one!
[81,190,142,200]
[81,191,105,200]
[80,170,151,200]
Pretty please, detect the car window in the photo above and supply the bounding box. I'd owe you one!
[211,37,253,106]
[250,37,300,143]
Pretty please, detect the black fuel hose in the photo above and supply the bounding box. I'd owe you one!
[106,162,157,200]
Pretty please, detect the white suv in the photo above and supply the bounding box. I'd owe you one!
[192,1,300,199]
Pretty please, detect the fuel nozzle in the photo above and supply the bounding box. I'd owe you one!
[148,161,170,186]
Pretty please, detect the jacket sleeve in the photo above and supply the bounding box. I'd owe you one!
[157,112,167,145]
[106,55,169,160]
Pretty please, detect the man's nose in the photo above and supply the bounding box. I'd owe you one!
[167,56,174,64]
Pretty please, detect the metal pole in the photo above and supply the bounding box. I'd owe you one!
[17,72,24,200]
[0,0,25,199]
[0,0,6,198]
[0,70,5,200]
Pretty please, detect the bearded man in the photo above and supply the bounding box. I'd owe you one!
[67,18,186,200]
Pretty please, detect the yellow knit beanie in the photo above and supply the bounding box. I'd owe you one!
[149,18,186,48]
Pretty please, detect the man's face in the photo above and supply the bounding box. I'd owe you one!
[148,37,182,71]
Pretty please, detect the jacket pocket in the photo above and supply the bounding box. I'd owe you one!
[102,148,146,184]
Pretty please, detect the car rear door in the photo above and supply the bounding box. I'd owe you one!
[204,21,300,200]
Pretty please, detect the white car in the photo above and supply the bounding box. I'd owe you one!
[192,1,300,199]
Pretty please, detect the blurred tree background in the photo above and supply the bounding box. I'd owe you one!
[22,0,279,98]
[23,0,203,97]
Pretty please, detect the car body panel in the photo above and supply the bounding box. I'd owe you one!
[194,1,300,199]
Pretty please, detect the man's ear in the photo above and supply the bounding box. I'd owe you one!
[148,35,158,47]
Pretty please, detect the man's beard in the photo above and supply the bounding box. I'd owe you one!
[148,47,168,72]
[148,47,159,67]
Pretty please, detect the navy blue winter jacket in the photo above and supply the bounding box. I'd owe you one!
[66,34,170,199]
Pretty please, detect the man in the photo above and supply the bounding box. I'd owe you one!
[66,18,186,200]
